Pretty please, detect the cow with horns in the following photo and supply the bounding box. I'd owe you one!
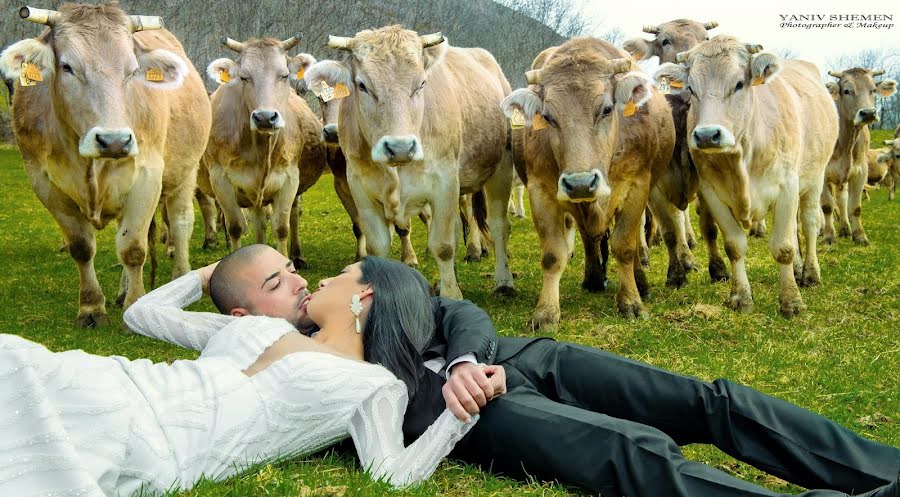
[0,3,211,327]
[205,35,327,267]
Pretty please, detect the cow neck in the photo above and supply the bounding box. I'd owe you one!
[833,115,866,178]
[253,131,280,207]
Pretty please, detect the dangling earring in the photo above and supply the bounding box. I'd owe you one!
[350,294,363,334]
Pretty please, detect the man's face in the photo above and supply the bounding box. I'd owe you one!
[236,247,311,328]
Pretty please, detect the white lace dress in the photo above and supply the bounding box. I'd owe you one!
[0,271,476,497]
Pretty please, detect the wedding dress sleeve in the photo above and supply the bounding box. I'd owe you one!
[123,270,235,351]
[348,379,477,487]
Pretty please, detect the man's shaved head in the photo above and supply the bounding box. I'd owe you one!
[209,244,271,314]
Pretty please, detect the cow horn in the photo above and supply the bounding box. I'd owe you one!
[280,32,302,51]
[704,21,719,30]
[525,69,543,85]
[18,6,60,26]
[642,25,660,34]
[328,35,353,51]
[221,36,246,53]
[828,70,844,79]
[128,15,163,32]
[675,51,690,64]
[745,44,763,54]
[608,58,632,75]
[420,32,444,48]
[872,69,885,77]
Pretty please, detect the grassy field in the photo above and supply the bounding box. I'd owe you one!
[0,146,896,496]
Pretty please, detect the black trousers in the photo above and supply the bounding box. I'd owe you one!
[451,340,900,497]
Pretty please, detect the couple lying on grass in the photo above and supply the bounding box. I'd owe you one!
[1,244,897,497]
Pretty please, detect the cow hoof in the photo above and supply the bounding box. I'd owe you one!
[780,298,806,318]
[464,252,483,263]
[581,277,608,293]
[202,237,218,250]
[821,234,836,245]
[618,302,648,320]
[727,294,754,313]
[114,293,126,307]
[404,260,419,268]
[687,238,697,250]
[749,227,767,238]
[515,212,526,219]
[665,269,687,289]
[799,272,821,288]
[640,256,650,268]
[838,226,851,238]
[530,308,560,331]
[852,234,869,246]
[709,263,731,283]
[166,247,175,259]
[493,284,516,297]
[681,259,697,273]
[75,312,109,328]
[293,257,309,270]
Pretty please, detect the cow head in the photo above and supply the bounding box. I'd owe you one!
[624,19,718,64]
[882,138,900,165]
[655,36,778,154]
[0,4,187,159]
[317,26,446,164]
[500,39,653,203]
[826,68,897,126]
[303,58,349,145]
[207,34,303,134]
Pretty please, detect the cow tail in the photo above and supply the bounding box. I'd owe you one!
[473,189,494,249]
[510,127,527,186]
[148,215,158,289]
[459,203,470,247]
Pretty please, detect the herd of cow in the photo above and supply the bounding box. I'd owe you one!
[1,4,898,330]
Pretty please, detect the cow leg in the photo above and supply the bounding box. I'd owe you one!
[771,178,805,318]
[196,188,218,249]
[749,219,767,238]
[287,195,309,268]
[847,168,868,246]
[819,182,837,245]
[163,178,196,279]
[835,183,852,238]
[509,183,526,218]
[396,221,419,267]
[529,188,569,330]
[648,186,691,289]
[888,170,897,201]
[331,169,366,261]
[117,165,163,310]
[248,205,267,246]
[483,156,515,295]
[798,188,822,287]
[702,188,753,312]
[611,183,651,320]
[460,194,483,262]
[565,213,576,259]
[157,201,173,258]
[697,196,729,282]
[268,171,299,258]
[579,204,608,293]
[682,206,697,249]
[638,210,651,267]
[209,165,247,252]
[428,185,463,300]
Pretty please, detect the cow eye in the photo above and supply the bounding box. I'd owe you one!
[61,63,73,74]
[661,39,670,47]
[542,113,557,127]
[413,80,426,96]
[602,105,613,117]
[240,76,250,83]
[280,74,289,80]
[358,81,368,93]
[843,89,850,95]
[734,81,744,92]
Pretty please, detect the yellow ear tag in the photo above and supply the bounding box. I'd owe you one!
[219,69,231,83]
[751,76,765,86]
[146,68,164,82]
[658,77,671,95]
[19,62,36,87]
[24,62,42,82]
[532,113,548,130]
[881,88,894,97]
[319,80,336,102]
[623,101,637,117]
[669,80,684,89]
[510,108,526,129]
[333,82,350,99]
[296,67,305,80]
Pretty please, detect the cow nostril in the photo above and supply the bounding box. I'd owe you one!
[589,174,600,191]
[711,129,721,142]
[123,134,132,146]
[96,134,109,148]
[561,177,574,192]
[383,142,395,158]
[269,113,279,125]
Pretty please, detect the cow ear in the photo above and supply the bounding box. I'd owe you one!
[654,62,687,88]
[0,38,55,81]
[207,58,238,85]
[500,88,543,127]
[749,51,782,86]
[877,151,892,164]
[623,38,655,61]
[614,71,653,113]
[135,48,189,90]
[288,53,316,81]
[825,82,839,101]
[876,79,897,98]
[423,38,448,72]
[303,60,352,92]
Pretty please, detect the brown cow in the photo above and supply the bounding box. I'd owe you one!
[822,68,897,245]
[0,3,210,327]
[624,19,732,286]
[503,37,675,327]
[308,26,516,299]
[880,128,900,200]
[205,36,327,268]
[654,36,839,317]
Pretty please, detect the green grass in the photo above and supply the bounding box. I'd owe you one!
[871,128,897,147]
[0,147,897,496]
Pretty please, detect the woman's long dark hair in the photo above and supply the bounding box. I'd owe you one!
[359,256,434,397]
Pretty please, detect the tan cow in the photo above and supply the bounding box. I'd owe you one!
[654,36,839,317]
[624,19,734,287]
[0,3,210,327]
[307,26,516,299]
[881,128,900,200]
[205,36,327,268]
[821,68,897,245]
[503,37,675,327]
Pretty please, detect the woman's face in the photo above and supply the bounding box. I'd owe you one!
[304,262,371,326]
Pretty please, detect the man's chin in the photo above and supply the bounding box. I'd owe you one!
[294,314,319,336]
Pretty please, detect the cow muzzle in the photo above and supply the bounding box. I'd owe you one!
[322,124,339,144]
[557,169,611,203]
[691,125,736,152]
[250,108,284,133]
[79,127,138,159]
[854,108,878,125]
[372,135,424,164]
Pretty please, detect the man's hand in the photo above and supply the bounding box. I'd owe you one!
[443,362,506,422]
[197,261,220,294]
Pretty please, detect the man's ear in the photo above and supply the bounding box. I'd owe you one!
[207,58,238,85]
[615,71,654,114]
[0,37,56,81]
[623,38,655,61]
[750,51,782,85]
[230,307,249,317]
[877,78,897,98]
[825,82,839,101]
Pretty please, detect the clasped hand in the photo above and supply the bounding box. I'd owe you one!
[443,362,507,422]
